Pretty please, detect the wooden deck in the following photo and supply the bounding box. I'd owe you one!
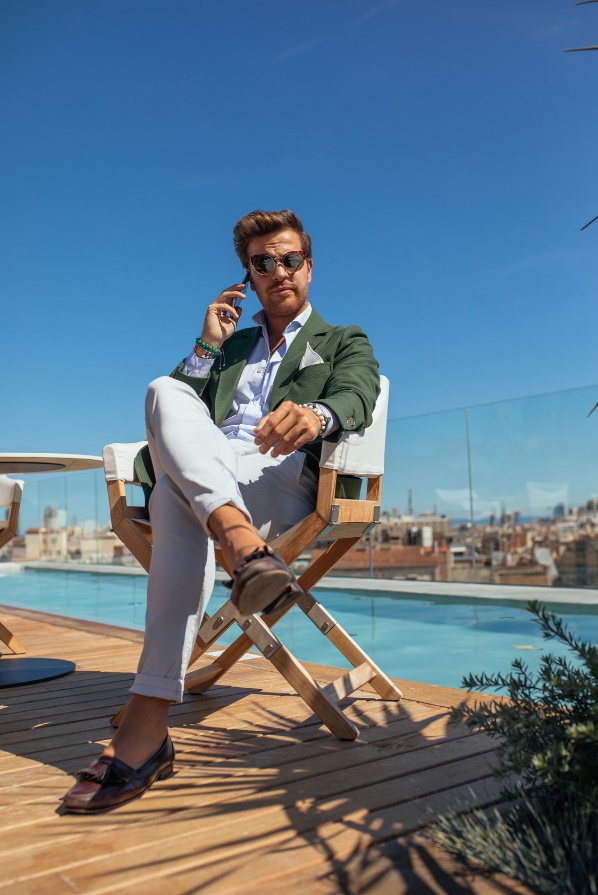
[0,606,533,895]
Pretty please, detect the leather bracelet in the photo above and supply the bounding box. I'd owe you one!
[300,403,330,437]
[194,344,218,360]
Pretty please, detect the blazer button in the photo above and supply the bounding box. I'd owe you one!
[346,417,356,428]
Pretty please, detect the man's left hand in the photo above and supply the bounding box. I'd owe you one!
[254,402,321,457]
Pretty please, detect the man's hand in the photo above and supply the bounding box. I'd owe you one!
[199,283,246,349]
[254,402,321,457]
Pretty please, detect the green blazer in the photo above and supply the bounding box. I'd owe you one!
[135,307,380,501]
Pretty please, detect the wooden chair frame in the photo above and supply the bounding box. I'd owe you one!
[0,477,26,655]
[105,377,402,739]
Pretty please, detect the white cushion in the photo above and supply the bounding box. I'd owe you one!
[103,442,147,484]
[0,475,24,507]
[319,376,389,476]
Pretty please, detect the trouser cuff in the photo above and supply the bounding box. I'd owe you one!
[129,672,185,703]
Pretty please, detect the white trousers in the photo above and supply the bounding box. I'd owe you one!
[131,376,318,702]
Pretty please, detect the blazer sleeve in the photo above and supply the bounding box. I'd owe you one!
[170,361,210,398]
[319,325,380,439]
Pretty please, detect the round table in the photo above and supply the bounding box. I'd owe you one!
[0,453,103,475]
[0,453,103,688]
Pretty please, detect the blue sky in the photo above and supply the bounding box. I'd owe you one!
[2,0,597,525]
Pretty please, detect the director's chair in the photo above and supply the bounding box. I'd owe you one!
[0,476,26,655]
[104,376,402,739]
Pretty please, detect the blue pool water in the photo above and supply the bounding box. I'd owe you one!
[1,568,597,691]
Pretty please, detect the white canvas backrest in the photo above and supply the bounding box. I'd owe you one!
[0,475,24,507]
[103,442,147,485]
[319,375,389,477]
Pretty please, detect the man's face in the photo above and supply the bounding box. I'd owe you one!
[245,228,312,323]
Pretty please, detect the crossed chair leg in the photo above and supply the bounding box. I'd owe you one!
[184,586,403,740]
[111,558,402,740]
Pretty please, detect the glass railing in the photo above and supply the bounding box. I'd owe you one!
[3,384,598,589]
[1,467,115,565]
[372,384,598,588]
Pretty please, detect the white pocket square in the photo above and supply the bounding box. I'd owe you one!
[299,343,325,371]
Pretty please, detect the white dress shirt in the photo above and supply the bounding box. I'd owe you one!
[182,303,338,442]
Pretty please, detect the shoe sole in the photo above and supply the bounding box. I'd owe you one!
[262,581,303,616]
[235,571,301,616]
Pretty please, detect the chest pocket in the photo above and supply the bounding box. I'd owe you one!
[285,362,332,403]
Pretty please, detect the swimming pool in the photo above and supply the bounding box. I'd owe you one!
[1,567,596,691]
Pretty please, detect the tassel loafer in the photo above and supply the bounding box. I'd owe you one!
[61,735,175,814]
[230,545,302,616]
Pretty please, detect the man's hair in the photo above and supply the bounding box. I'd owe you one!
[233,209,312,268]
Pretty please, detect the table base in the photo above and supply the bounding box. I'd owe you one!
[0,657,76,687]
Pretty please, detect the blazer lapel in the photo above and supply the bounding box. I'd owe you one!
[211,326,261,427]
[270,308,331,409]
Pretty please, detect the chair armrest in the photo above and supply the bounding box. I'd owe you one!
[103,442,147,484]
[0,476,24,507]
[319,376,389,476]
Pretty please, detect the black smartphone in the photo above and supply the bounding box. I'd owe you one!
[233,272,250,310]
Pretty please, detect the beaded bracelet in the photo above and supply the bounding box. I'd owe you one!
[195,337,222,356]
[300,403,330,438]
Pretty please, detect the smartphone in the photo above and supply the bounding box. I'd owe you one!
[233,272,250,310]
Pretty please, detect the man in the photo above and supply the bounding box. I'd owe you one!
[62,209,380,813]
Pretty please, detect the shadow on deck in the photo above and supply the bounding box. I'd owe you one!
[0,606,533,895]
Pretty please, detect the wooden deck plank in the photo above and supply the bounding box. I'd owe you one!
[0,705,456,782]
[234,832,535,895]
[0,609,531,895]
[0,699,465,789]
[0,705,460,804]
[2,778,503,895]
[0,726,494,836]
[1,763,500,882]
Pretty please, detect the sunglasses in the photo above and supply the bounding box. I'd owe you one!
[249,250,307,276]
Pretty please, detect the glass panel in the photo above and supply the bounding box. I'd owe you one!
[467,386,598,589]
[7,469,113,566]
[360,384,598,588]
[369,407,470,582]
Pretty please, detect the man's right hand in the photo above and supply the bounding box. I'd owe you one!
[199,283,246,349]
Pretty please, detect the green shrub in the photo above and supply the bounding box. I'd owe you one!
[432,792,597,895]
[456,600,598,799]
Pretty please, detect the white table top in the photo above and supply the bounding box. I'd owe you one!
[0,453,103,474]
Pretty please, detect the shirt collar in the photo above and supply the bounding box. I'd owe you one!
[252,303,312,340]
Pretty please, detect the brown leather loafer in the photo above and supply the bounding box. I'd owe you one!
[230,545,302,616]
[61,735,175,814]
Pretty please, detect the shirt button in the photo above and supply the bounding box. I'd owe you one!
[346,417,356,428]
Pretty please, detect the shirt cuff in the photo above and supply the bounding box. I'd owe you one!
[314,402,339,438]
[182,348,216,377]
